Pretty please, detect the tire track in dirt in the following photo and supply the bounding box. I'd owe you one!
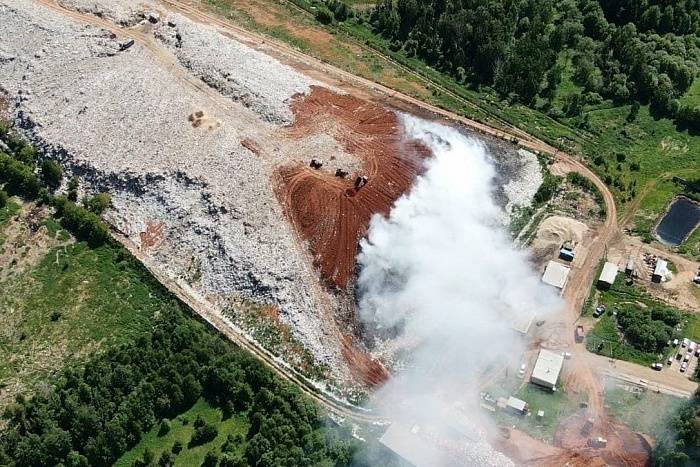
[275,86,430,289]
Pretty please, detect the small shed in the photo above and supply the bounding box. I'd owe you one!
[652,259,668,283]
[542,261,571,290]
[597,262,618,290]
[506,397,528,415]
[531,349,564,391]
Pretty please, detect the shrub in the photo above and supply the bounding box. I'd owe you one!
[0,190,8,208]
[190,423,218,447]
[158,419,171,437]
[41,160,63,190]
[54,196,109,246]
[171,441,183,454]
[85,192,111,215]
[315,6,334,24]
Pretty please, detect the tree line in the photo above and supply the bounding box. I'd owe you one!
[369,0,700,124]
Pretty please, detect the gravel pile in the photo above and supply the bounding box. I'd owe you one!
[0,0,347,379]
[58,0,159,26]
[502,149,543,214]
[155,13,316,125]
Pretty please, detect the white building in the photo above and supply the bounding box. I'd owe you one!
[652,259,668,283]
[597,262,618,289]
[506,396,528,415]
[541,261,571,290]
[530,348,564,391]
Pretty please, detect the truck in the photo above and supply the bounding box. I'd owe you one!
[575,325,585,343]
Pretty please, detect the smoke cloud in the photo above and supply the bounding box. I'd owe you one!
[357,116,562,465]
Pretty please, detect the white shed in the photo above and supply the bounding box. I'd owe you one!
[597,262,618,289]
[652,259,668,283]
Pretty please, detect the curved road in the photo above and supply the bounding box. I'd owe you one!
[35,0,620,423]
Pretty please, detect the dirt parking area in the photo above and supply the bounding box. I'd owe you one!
[607,235,700,313]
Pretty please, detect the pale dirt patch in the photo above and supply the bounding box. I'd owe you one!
[607,235,700,313]
[530,215,589,268]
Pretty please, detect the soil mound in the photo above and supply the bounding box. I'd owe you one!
[276,86,430,288]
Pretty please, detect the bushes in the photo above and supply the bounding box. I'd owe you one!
[0,152,40,199]
[40,160,63,190]
[0,189,7,208]
[189,423,218,447]
[533,173,563,204]
[54,196,109,246]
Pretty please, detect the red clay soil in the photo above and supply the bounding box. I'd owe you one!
[340,335,389,387]
[275,86,430,288]
[552,411,651,467]
[139,221,165,251]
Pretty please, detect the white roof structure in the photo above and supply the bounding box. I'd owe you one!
[599,262,618,286]
[653,259,668,277]
[531,349,564,390]
[379,423,442,467]
[541,261,570,289]
[507,396,527,413]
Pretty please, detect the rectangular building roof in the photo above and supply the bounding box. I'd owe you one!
[654,259,668,277]
[531,348,564,389]
[599,262,618,285]
[507,396,527,412]
[542,261,570,289]
[379,423,441,467]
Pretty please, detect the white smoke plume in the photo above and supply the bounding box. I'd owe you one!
[357,116,563,465]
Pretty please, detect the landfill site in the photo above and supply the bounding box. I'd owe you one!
[2,1,699,466]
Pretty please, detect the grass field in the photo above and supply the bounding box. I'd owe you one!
[484,373,584,443]
[115,399,249,467]
[0,205,164,406]
[604,381,686,437]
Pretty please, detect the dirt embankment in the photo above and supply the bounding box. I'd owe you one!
[275,86,430,289]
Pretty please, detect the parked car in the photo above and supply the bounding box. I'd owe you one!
[518,363,526,377]
[676,353,683,360]
[682,338,690,348]
[683,354,691,363]
[562,352,572,360]
[673,338,679,346]
[667,357,673,365]
[651,363,663,371]
[680,362,689,373]
[688,342,697,353]
[593,305,606,318]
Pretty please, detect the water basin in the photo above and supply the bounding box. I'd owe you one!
[655,197,700,246]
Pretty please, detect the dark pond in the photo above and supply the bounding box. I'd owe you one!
[655,198,700,246]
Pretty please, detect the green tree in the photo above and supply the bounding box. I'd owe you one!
[41,159,63,190]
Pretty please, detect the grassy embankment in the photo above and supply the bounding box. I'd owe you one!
[202,0,700,248]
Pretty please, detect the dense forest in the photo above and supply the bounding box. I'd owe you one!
[370,0,700,126]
